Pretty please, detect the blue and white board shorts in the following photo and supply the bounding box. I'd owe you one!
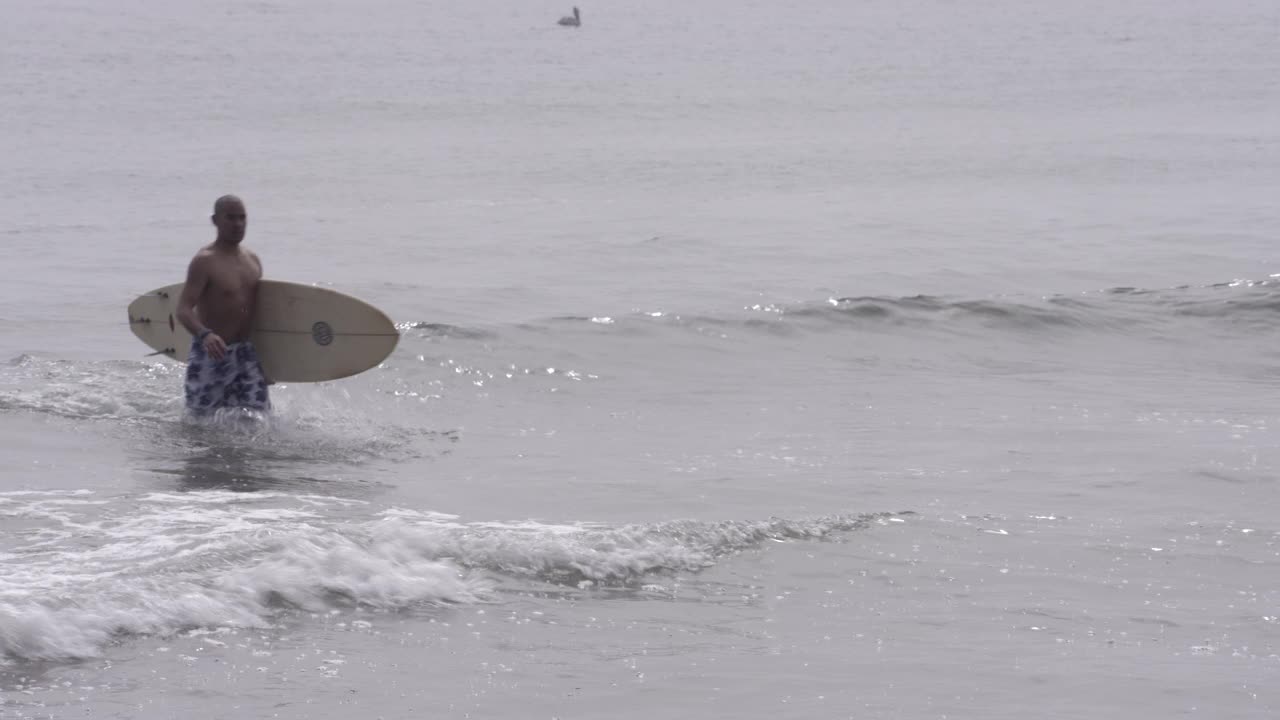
[185,337,271,415]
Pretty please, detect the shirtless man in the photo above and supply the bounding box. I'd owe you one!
[175,195,271,415]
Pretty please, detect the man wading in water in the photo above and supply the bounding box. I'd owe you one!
[175,195,271,415]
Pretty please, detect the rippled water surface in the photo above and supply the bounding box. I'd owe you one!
[3,0,1279,717]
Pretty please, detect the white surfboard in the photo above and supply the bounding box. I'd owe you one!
[127,280,400,383]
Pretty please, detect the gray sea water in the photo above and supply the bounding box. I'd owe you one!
[3,0,1279,717]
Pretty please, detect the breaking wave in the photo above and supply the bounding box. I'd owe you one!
[0,489,904,662]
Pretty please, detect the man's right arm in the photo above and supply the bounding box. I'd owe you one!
[175,255,209,337]
[176,255,228,360]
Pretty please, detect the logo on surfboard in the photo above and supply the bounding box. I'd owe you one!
[311,321,334,346]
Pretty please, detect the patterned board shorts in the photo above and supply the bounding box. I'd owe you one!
[185,337,271,415]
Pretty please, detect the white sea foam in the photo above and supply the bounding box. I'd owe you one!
[0,490,894,662]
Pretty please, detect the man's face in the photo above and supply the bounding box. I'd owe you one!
[213,202,247,244]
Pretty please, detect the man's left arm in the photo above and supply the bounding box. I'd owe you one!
[248,251,273,384]
[246,251,264,332]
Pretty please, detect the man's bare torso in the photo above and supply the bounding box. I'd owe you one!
[192,245,262,344]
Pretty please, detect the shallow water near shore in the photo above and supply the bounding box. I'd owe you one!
[3,0,1280,717]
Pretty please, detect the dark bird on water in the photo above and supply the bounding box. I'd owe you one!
[558,7,581,27]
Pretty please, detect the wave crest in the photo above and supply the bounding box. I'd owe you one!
[0,491,904,662]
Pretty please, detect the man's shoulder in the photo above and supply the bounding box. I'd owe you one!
[243,247,263,273]
[190,245,217,262]
[187,246,216,271]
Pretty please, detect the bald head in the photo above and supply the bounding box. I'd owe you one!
[213,194,244,214]
[211,194,247,246]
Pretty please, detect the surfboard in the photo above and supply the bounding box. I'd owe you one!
[127,280,400,383]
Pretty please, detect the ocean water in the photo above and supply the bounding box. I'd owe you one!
[3,0,1279,717]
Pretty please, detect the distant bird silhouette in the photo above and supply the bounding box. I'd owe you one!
[558,7,581,27]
